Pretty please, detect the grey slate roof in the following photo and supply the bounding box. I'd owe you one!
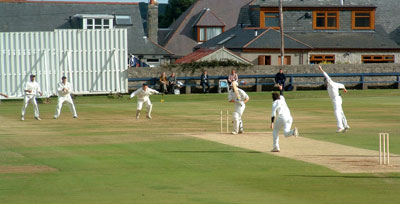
[192,8,226,27]
[196,25,400,50]
[0,2,172,56]
[255,0,375,7]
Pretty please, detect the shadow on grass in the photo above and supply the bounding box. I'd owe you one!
[286,175,400,179]
[165,150,262,154]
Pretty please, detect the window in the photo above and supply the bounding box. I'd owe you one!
[261,11,279,28]
[84,18,113,29]
[197,27,223,42]
[352,11,374,29]
[115,15,132,26]
[278,56,291,65]
[313,11,339,29]
[310,55,335,64]
[258,55,271,65]
[362,55,394,63]
[146,59,160,63]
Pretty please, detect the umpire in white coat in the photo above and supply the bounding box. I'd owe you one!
[130,83,159,119]
[54,76,78,119]
[228,81,249,134]
[21,75,42,121]
[270,85,298,152]
[318,65,349,133]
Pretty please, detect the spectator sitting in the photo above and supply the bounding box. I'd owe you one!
[201,70,210,93]
[228,70,238,85]
[168,73,177,93]
[159,72,168,93]
[275,69,286,89]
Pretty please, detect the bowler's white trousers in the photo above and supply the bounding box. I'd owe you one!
[273,116,294,150]
[332,96,348,129]
[232,103,245,133]
[21,95,39,117]
[54,95,77,118]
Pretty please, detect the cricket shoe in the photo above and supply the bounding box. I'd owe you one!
[271,148,280,152]
[73,116,78,118]
[239,129,244,134]
[293,127,299,137]
[336,128,345,133]
[21,116,25,121]
[344,125,350,132]
[35,117,42,121]
[231,131,238,135]
[146,115,152,119]
[53,116,58,119]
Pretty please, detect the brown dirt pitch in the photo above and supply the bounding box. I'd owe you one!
[184,132,400,173]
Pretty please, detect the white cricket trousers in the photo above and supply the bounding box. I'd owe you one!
[332,96,348,129]
[272,116,294,150]
[21,95,39,117]
[54,95,77,118]
[232,104,245,133]
[137,99,153,115]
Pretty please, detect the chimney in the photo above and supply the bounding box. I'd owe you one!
[147,0,158,42]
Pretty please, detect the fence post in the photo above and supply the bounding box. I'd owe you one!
[360,75,368,90]
[256,77,262,92]
[185,79,191,94]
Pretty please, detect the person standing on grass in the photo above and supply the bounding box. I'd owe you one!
[168,73,177,93]
[270,85,298,152]
[201,70,210,93]
[228,81,249,135]
[53,76,78,119]
[129,83,159,119]
[318,65,350,133]
[159,72,168,94]
[21,74,42,121]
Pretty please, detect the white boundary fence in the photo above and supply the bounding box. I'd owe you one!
[0,29,128,99]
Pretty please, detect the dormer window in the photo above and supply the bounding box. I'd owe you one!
[352,11,375,30]
[197,26,224,42]
[74,14,114,29]
[193,8,226,42]
[313,11,339,30]
[260,11,280,29]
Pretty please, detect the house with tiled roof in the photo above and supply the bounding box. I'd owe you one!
[194,0,400,65]
[0,0,173,66]
[158,0,255,57]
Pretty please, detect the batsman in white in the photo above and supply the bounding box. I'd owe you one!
[270,85,298,152]
[54,76,78,119]
[228,81,249,135]
[130,83,159,119]
[318,65,350,133]
[21,74,42,121]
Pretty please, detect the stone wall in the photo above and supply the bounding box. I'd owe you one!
[129,64,400,92]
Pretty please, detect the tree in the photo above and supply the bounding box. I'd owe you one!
[159,0,195,28]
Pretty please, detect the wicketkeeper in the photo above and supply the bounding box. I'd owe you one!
[228,81,249,134]
[54,76,78,119]
[130,83,159,119]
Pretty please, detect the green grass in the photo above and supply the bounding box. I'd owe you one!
[0,90,400,204]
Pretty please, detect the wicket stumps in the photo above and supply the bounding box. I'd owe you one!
[379,133,390,165]
[220,110,229,133]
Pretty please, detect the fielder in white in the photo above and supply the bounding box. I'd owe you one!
[21,75,42,121]
[54,76,78,119]
[270,85,298,152]
[130,83,159,119]
[318,65,350,133]
[228,82,249,135]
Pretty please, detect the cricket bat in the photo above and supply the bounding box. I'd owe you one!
[232,81,241,100]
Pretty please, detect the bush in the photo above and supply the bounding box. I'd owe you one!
[162,60,252,73]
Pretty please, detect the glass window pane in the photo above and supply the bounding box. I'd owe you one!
[95,26,102,29]
[265,17,279,27]
[104,19,109,25]
[87,25,93,29]
[199,28,205,41]
[355,17,370,27]
[206,27,222,40]
[95,19,102,25]
[327,17,336,27]
[317,13,325,17]
[87,19,93,24]
[265,12,279,17]
[356,13,370,17]
[316,17,325,27]
[328,13,336,17]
